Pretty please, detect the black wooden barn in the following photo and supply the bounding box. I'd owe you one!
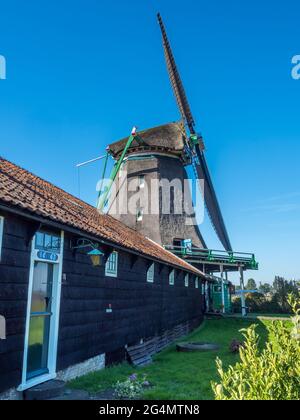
[0,158,206,399]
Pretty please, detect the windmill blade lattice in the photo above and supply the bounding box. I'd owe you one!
[157,13,232,252]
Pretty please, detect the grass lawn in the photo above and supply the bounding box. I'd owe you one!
[69,318,285,400]
[249,313,291,319]
[227,313,291,320]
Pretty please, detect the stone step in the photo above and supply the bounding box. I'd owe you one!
[48,389,90,401]
[24,380,66,401]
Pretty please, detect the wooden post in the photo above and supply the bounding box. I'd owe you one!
[220,265,226,314]
[239,266,247,317]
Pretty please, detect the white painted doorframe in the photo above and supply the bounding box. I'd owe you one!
[18,231,64,392]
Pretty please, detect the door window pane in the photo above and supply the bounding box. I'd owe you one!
[27,315,51,380]
[31,263,53,314]
[35,232,44,249]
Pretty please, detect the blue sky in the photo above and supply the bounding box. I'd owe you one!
[0,0,299,284]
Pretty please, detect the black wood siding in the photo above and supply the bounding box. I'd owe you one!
[57,232,204,371]
[0,212,31,393]
[0,214,204,393]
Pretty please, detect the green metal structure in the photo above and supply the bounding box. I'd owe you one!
[163,245,259,272]
[210,280,232,313]
[97,130,140,211]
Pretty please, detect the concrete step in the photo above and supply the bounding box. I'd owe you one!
[48,389,90,401]
[24,380,66,401]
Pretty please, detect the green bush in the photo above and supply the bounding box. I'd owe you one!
[212,296,300,400]
[114,374,150,400]
[232,292,295,315]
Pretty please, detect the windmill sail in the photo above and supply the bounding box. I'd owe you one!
[157,13,195,134]
[194,148,232,251]
[157,13,232,252]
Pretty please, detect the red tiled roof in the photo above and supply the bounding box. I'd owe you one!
[0,158,203,276]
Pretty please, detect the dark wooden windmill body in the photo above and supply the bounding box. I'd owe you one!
[107,122,206,248]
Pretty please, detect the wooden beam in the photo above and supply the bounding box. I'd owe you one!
[130,254,139,269]
[25,222,42,248]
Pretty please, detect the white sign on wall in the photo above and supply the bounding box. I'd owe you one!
[0,315,6,340]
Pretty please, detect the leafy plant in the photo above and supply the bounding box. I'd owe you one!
[114,374,150,400]
[212,295,300,400]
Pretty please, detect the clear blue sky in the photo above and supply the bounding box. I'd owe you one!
[0,0,299,284]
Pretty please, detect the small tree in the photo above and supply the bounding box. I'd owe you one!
[259,282,272,295]
[246,278,257,291]
[212,295,300,400]
[273,277,299,313]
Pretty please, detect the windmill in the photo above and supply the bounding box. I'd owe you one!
[157,13,232,252]
[98,13,233,254]
[76,12,258,315]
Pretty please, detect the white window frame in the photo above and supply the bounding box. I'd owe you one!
[105,251,118,278]
[138,175,145,189]
[147,263,155,283]
[136,208,143,222]
[0,216,4,262]
[195,277,199,289]
[185,273,189,288]
[169,270,175,286]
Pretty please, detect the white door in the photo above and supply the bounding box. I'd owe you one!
[19,231,64,391]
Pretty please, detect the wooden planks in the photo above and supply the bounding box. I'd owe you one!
[126,319,201,367]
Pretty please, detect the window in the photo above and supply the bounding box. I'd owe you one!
[105,252,118,277]
[214,285,222,293]
[136,208,143,222]
[35,231,61,253]
[195,277,199,289]
[182,239,193,255]
[147,263,155,283]
[138,175,145,189]
[185,274,189,288]
[169,270,175,286]
[0,216,4,261]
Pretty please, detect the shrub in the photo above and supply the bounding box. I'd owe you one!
[232,293,291,315]
[212,295,300,400]
[114,374,150,400]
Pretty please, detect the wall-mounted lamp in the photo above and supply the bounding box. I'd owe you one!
[88,249,104,267]
[71,239,104,267]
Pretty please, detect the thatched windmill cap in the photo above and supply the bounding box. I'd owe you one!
[108,122,188,161]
